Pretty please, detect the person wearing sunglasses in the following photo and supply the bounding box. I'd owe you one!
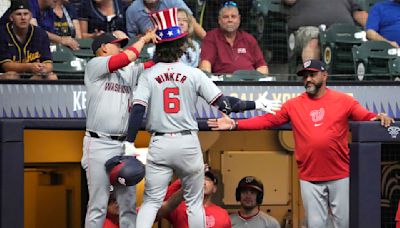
[199,1,268,75]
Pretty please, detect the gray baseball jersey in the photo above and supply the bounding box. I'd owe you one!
[85,56,144,135]
[82,56,144,228]
[135,61,220,228]
[133,62,222,132]
[230,211,281,228]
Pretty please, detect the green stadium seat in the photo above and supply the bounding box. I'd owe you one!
[51,44,87,79]
[352,41,398,80]
[357,0,385,10]
[223,70,266,81]
[73,38,95,59]
[388,57,400,80]
[319,23,365,76]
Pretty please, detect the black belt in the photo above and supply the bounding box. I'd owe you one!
[88,131,126,141]
[154,130,192,136]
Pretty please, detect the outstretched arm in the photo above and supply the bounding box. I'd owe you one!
[213,92,281,115]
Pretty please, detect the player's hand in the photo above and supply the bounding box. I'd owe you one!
[255,91,282,115]
[207,113,235,131]
[370,112,395,127]
[122,141,136,156]
[142,28,161,44]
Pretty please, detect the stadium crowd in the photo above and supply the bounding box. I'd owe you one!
[0,0,399,80]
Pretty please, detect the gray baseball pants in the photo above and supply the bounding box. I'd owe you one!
[136,131,206,228]
[82,136,137,228]
[300,177,349,228]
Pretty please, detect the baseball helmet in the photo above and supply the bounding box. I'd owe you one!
[235,176,264,204]
[105,156,145,186]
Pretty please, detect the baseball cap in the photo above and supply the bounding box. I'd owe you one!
[237,176,263,193]
[296,59,326,76]
[205,170,218,185]
[9,0,30,13]
[91,33,129,54]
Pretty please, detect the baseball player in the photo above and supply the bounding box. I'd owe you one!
[122,8,281,228]
[208,60,395,228]
[81,30,158,228]
[155,166,231,228]
[230,176,280,228]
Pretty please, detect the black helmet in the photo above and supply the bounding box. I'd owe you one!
[235,176,264,204]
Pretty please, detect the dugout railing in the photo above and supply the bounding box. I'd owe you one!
[1,119,399,227]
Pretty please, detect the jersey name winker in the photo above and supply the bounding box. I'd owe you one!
[155,72,187,84]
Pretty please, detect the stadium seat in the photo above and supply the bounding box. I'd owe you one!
[73,38,95,59]
[51,44,87,79]
[223,70,266,81]
[388,57,400,80]
[357,0,385,10]
[352,41,397,80]
[319,23,365,76]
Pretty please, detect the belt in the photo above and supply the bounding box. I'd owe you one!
[87,131,126,141]
[154,130,192,136]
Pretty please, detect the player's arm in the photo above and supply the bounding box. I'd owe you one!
[155,180,184,221]
[212,92,281,115]
[107,29,159,73]
[126,103,146,143]
[208,104,290,131]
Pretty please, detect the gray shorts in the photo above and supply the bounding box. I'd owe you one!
[295,26,320,52]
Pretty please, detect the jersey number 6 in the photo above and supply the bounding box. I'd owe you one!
[163,87,180,113]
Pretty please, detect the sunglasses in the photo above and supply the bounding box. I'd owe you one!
[223,1,237,7]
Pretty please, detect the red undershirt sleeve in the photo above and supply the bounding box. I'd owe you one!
[108,52,131,72]
[238,106,290,130]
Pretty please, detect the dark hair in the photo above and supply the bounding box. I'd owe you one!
[154,37,187,63]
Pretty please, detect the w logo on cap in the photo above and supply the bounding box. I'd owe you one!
[150,8,187,43]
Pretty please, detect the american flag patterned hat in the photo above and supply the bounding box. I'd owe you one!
[150,8,187,43]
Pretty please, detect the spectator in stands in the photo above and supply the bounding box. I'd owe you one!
[125,0,206,39]
[0,0,57,80]
[199,1,268,75]
[282,0,368,62]
[177,8,200,67]
[230,176,280,228]
[201,0,251,32]
[156,167,231,228]
[53,0,81,38]
[366,0,400,48]
[29,0,80,50]
[79,0,127,39]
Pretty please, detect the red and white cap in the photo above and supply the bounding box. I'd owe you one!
[150,7,187,43]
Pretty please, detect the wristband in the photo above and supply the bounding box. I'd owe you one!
[126,46,140,57]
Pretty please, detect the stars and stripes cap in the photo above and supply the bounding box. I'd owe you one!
[150,8,187,43]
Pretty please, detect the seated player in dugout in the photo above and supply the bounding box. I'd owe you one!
[155,165,231,228]
[230,176,280,228]
[199,1,268,75]
[0,0,57,80]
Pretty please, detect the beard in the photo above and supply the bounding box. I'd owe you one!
[305,81,323,96]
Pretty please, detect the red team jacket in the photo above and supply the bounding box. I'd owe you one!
[238,89,377,181]
[165,180,231,228]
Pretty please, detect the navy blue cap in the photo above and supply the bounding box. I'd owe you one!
[92,33,128,54]
[297,59,327,76]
